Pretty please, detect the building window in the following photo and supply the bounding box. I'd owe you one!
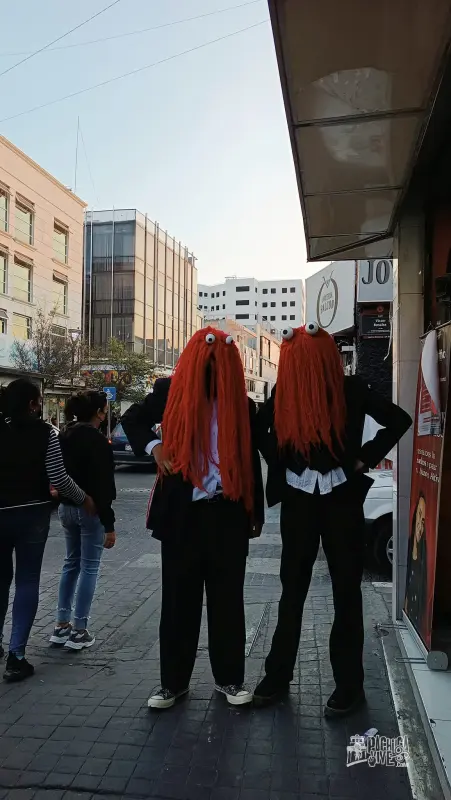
[270,315,275,321]
[290,314,295,320]
[211,306,214,311]
[262,302,268,308]
[290,287,296,293]
[51,324,66,338]
[216,292,219,297]
[271,288,276,294]
[222,305,225,310]
[270,302,276,307]
[290,301,295,306]
[282,315,287,321]
[236,313,249,319]
[223,291,226,296]
[282,301,287,307]
[13,258,32,302]
[15,197,34,245]
[0,185,9,233]
[52,275,68,315]
[282,287,287,293]
[236,286,249,292]
[211,293,214,298]
[53,221,69,264]
[13,313,31,340]
[262,315,267,321]
[236,299,249,306]
[0,250,7,294]
[0,309,6,334]
[216,305,219,311]
[262,288,268,294]
[199,291,203,297]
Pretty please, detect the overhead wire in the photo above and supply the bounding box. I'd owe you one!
[78,124,101,208]
[0,0,124,79]
[0,1,264,56]
[0,20,268,124]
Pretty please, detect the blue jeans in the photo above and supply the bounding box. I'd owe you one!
[57,505,105,630]
[0,505,51,657]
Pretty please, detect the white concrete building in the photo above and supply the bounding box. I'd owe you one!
[0,135,86,371]
[198,276,304,333]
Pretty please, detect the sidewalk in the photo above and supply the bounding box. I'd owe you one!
[0,502,416,800]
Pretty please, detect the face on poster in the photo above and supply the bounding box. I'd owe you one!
[405,328,451,649]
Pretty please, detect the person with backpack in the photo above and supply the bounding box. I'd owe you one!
[50,390,116,651]
[0,379,93,682]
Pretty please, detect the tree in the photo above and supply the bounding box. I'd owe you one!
[10,308,82,390]
[83,337,156,404]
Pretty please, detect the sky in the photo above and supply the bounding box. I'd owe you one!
[1,0,322,284]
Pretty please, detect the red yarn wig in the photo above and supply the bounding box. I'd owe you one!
[274,325,346,459]
[161,327,254,512]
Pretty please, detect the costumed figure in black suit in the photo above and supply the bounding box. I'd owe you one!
[122,327,264,709]
[254,322,412,717]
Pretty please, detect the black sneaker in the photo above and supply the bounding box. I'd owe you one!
[49,624,72,645]
[65,630,95,650]
[324,687,366,718]
[215,684,253,706]
[147,687,189,710]
[253,675,289,706]
[3,654,34,683]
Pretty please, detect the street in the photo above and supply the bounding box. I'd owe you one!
[0,467,416,799]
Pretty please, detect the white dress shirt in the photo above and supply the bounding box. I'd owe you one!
[145,403,222,501]
[286,467,347,495]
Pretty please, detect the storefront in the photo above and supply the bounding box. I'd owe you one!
[268,0,451,793]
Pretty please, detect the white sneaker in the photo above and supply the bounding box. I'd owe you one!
[147,687,189,710]
[215,684,253,706]
[64,630,95,650]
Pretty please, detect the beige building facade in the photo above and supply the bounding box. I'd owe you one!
[0,135,86,370]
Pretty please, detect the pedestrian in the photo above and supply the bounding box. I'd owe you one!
[0,379,93,682]
[50,390,116,651]
[253,323,412,716]
[122,327,264,709]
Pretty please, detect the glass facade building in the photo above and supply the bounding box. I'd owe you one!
[84,210,199,367]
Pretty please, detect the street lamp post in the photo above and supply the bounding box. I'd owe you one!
[69,329,82,386]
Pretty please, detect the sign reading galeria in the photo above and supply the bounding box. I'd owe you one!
[305,262,355,335]
[404,326,451,649]
[357,259,393,303]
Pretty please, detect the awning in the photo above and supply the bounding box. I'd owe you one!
[268,0,451,260]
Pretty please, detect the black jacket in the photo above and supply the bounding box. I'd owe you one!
[122,377,265,540]
[258,375,412,507]
[59,422,116,532]
[0,417,51,510]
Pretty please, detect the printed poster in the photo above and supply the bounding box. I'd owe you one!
[404,327,451,649]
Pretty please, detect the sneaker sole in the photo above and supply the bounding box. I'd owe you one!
[49,635,71,645]
[324,693,366,718]
[64,638,96,651]
[3,670,34,683]
[215,688,253,706]
[147,689,189,710]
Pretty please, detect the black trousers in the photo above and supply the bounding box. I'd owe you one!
[265,484,365,692]
[159,498,249,692]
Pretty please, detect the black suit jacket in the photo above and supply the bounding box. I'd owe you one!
[258,374,412,508]
[122,378,265,540]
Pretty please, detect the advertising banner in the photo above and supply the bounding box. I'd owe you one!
[357,259,393,303]
[404,327,451,649]
[305,262,355,335]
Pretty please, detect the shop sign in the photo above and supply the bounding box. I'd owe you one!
[405,326,451,650]
[305,261,355,335]
[357,259,393,303]
[359,306,390,338]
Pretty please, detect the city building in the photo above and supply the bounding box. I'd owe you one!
[206,317,281,403]
[84,210,199,370]
[198,276,304,333]
[268,1,451,792]
[0,135,86,380]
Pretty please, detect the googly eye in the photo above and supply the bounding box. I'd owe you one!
[225,335,233,345]
[281,327,294,341]
[205,333,216,345]
[305,321,319,336]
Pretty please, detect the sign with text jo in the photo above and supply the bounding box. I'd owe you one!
[357,260,393,303]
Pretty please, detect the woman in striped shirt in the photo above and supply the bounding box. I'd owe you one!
[0,379,94,683]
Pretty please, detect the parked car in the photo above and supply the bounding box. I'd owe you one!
[364,468,394,574]
[110,422,161,467]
